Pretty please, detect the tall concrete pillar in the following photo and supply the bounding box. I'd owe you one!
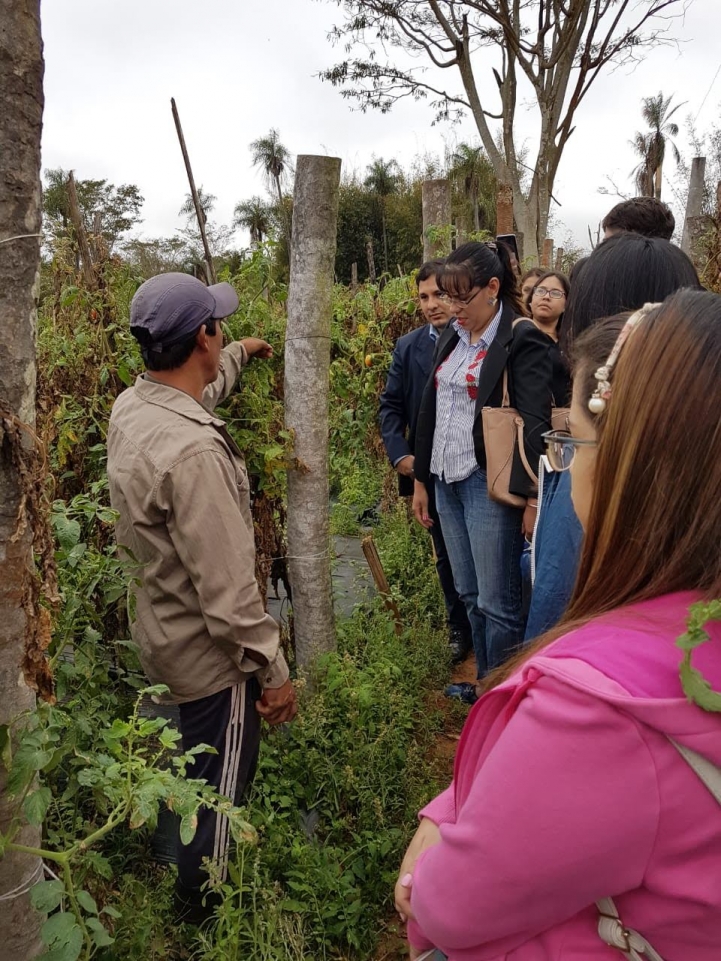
[681,156,707,259]
[496,182,514,237]
[541,238,554,269]
[422,179,451,261]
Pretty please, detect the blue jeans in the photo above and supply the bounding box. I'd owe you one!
[427,477,472,637]
[434,470,525,678]
[525,469,583,641]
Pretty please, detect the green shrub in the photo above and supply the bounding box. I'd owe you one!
[13,245,449,961]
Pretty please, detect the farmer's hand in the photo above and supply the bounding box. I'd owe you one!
[242,337,274,360]
[256,680,297,726]
[412,481,433,529]
[396,455,415,478]
[394,817,441,922]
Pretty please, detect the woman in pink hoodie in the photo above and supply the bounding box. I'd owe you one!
[395,289,721,960]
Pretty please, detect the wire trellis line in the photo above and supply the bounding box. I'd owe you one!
[0,232,43,247]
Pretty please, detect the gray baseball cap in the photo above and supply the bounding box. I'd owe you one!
[130,273,239,351]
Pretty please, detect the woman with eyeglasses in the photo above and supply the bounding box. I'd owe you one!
[525,234,701,643]
[396,289,721,961]
[525,270,571,406]
[519,267,545,312]
[412,242,553,703]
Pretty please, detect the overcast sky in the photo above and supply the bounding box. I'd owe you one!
[41,0,720,252]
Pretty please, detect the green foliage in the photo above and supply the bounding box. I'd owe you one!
[448,142,497,237]
[233,196,274,245]
[199,532,449,959]
[2,686,255,961]
[335,168,424,283]
[677,600,721,712]
[43,168,144,251]
[22,240,449,960]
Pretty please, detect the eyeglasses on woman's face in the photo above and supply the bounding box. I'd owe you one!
[542,430,597,472]
[439,287,481,307]
[533,286,566,300]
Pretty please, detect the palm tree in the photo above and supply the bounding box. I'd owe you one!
[179,187,216,226]
[364,157,401,272]
[233,196,272,246]
[249,129,294,240]
[631,92,684,199]
[449,143,496,233]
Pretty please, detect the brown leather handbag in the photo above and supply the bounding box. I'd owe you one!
[481,366,569,507]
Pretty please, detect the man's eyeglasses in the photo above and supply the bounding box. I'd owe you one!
[439,288,481,307]
[532,286,566,300]
[542,430,597,472]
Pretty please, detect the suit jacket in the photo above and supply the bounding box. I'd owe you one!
[379,324,439,497]
[414,303,553,499]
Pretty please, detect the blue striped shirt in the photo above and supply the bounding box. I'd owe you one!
[430,305,503,483]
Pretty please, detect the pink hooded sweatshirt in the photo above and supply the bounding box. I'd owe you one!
[408,592,721,959]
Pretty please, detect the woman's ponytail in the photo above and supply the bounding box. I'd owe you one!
[494,241,524,315]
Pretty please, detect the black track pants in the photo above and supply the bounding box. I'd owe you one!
[176,679,261,897]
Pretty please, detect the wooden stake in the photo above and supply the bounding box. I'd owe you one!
[366,238,376,283]
[170,97,217,284]
[361,535,403,635]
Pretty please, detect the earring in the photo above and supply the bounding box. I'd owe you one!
[488,296,497,306]
[587,303,659,415]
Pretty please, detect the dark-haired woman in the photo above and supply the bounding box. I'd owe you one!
[519,267,545,314]
[526,270,571,407]
[396,290,721,961]
[525,234,701,641]
[413,242,552,702]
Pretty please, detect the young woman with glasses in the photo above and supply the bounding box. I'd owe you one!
[412,241,553,703]
[396,289,721,961]
[519,267,545,313]
[525,270,571,406]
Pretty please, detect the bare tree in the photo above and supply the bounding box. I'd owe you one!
[284,156,341,670]
[0,1,46,957]
[320,0,687,262]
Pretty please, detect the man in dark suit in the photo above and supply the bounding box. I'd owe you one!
[379,260,472,663]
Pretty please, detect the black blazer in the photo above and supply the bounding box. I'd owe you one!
[548,337,571,407]
[379,324,439,497]
[414,303,553,498]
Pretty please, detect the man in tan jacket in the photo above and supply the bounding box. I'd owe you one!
[107,272,296,922]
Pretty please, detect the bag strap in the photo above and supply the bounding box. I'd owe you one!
[501,318,526,408]
[597,898,665,961]
[500,367,511,407]
[503,318,541,488]
[669,738,721,802]
[597,740,721,960]
[513,415,538,487]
